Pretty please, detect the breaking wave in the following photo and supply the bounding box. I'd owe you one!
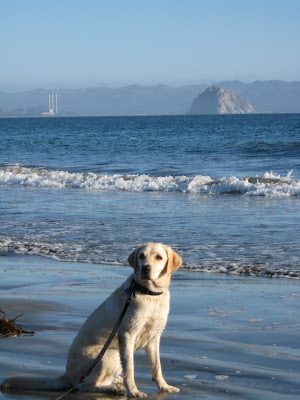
[0,165,299,197]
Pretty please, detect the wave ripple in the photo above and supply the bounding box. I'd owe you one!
[1,237,299,280]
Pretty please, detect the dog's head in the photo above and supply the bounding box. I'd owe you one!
[128,242,182,291]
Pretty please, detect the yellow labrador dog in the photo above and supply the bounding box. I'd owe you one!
[1,242,182,398]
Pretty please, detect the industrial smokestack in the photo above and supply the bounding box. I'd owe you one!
[52,94,54,113]
[56,94,58,114]
[49,94,51,112]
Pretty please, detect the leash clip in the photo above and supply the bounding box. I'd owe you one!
[79,375,87,384]
[124,278,136,301]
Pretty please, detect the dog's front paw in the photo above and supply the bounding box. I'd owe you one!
[128,388,148,398]
[159,384,180,393]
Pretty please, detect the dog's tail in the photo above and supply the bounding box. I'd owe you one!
[1,375,71,392]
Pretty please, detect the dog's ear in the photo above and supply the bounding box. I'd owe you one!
[128,245,142,270]
[165,246,182,273]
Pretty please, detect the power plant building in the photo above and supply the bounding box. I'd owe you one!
[43,93,58,115]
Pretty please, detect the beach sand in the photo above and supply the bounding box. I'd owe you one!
[0,254,299,400]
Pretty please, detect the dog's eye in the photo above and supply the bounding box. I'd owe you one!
[155,255,162,260]
[139,253,145,259]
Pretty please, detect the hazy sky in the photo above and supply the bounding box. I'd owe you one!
[1,0,300,91]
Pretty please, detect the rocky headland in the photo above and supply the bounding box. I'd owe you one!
[187,85,255,115]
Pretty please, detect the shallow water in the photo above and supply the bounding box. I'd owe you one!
[0,115,299,278]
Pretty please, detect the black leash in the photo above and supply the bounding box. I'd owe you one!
[54,279,162,400]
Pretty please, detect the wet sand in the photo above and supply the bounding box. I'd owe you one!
[0,254,300,400]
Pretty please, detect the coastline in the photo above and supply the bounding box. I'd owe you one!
[0,254,300,399]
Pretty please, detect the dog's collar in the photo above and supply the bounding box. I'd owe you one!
[125,279,163,296]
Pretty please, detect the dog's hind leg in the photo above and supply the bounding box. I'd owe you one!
[77,349,123,393]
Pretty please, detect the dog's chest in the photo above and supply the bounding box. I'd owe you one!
[132,294,169,350]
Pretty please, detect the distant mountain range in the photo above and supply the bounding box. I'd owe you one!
[0,80,299,116]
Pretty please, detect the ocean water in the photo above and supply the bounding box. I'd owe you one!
[0,114,299,278]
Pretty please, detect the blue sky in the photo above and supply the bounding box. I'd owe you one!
[1,0,300,91]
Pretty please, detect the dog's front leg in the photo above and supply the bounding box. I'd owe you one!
[119,333,147,398]
[145,336,180,393]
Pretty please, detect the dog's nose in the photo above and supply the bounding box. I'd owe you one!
[142,264,150,274]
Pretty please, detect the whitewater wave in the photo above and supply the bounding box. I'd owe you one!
[0,164,299,197]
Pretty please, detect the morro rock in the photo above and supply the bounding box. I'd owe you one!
[187,85,255,115]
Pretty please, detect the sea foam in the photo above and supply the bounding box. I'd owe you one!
[1,236,299,279]
[0,165,299,197]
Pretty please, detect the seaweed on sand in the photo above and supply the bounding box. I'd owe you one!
[0,309,35,338]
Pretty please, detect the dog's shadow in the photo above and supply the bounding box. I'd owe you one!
[1,388,176,400]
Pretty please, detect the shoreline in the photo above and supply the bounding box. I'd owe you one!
[1,254,300,399]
